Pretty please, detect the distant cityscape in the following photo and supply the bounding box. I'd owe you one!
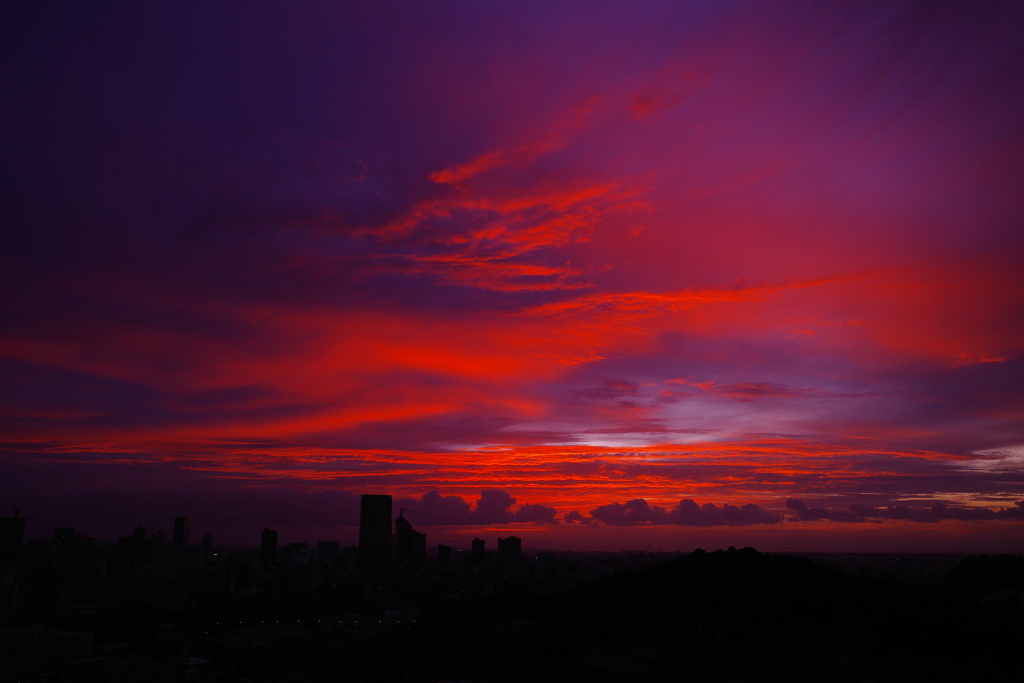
[0,495,525,578]
[0,496,569,681]
[1,500,1022,681]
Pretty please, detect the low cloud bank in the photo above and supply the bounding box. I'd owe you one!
[588,498,783,527]
[786,498,1024,523]
[395,490,559,526]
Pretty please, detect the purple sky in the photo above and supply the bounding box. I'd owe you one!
[2,1,1023,550]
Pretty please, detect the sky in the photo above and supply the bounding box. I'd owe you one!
[2,1,1023,551]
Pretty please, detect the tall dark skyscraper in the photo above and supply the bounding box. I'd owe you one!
[0,509,26,565]
[172,516,191,545]
[472,537,485,565]
[260,527,277,572]
[359,494,392,567]
[414,530,426,565]
[395,509,414,565]
[498,536,522,566]
[394,508,427,566]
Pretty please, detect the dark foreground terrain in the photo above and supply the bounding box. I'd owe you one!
[3,548,1023,682]
[348,550,1024,683]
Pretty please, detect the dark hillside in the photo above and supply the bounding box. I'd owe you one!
[392,548,1023,682]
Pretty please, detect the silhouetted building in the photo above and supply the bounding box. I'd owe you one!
[118,536,149,563]
[172,516,191,545]
[437,544,452,567]
[52,529,95,572]
[395,509,413,564]
[282,542,312,565]
[201,534,214,564]
[1,626,94,660]
[58,578,105,611]
[317,541,340,561]
[118,527,153,562]
[394,509,427,566]
[0,509,25,565]
[338,545,358,571]
[359,494,392,567]
[414,530,426,565]
[24,539,49,568]
[498,536,522,566]
[280,541,306,558]
[472,538,485,565]
[0,581,18,622]
[260,528,278,572]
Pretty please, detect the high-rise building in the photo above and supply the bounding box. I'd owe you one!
[414,530,426,565]
[359,494,392,567]
[498,536,522,566]
[437,544,452,567]
[0,509,26,565]
[260,527,278,572]
[395,509,414,565]
[201,534,214,565]
[394,509,427,566]
[172,516,191,545]
[471,538,485,565]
